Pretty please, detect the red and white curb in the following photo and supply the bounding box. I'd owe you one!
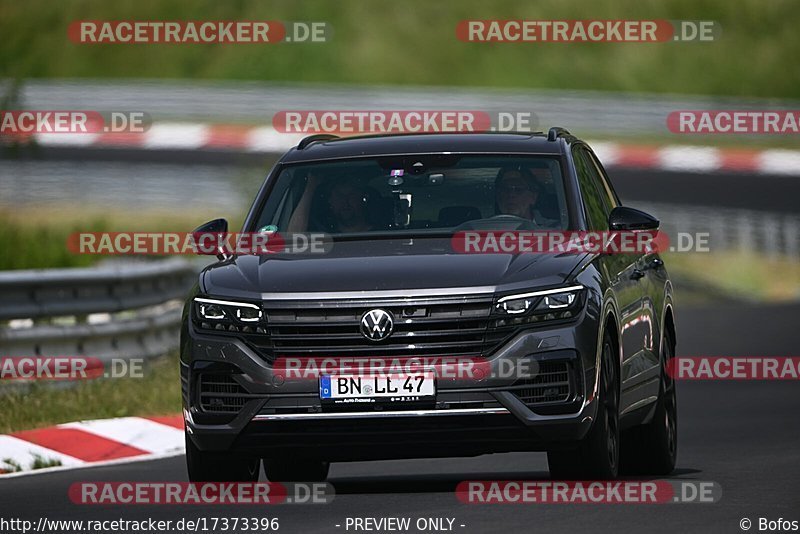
[0,415,184,477]
[588,141,800,176]
[4,122,799,176]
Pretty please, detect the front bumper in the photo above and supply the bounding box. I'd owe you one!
[182,311,601,459]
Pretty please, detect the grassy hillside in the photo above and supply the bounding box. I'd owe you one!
[0,0,798,98]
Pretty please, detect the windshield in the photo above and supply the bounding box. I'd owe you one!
[252,155,570,236]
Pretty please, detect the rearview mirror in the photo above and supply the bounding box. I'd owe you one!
[192,218,230,260]
[608,207,659,231]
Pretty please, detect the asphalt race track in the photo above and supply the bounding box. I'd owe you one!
[1,302,798,533]
[1,150,797,531]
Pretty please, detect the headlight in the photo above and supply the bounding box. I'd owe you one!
[494,285,584,325]
[540,292,577,310]
[497,297,534,315]
[193,297,265,332]
[236,307,263,322]
[198,302,226,320]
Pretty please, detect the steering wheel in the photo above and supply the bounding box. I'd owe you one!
[489,214,526,220]
[454,214,540,232]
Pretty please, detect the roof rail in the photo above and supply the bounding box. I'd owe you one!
[297,134,339,150]
[547,127,571,142]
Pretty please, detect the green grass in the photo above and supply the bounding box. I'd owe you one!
[0,352,181,434]
[1,458,23,472]
[30,454,63,470]
[1,454,63,473]
[0,212,107,271]
[664,250,800,302]
[0,0,798,99]
[0,207,244,271]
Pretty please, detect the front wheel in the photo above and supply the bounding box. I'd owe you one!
[620,334,678,475]
[185,432,260,482]
[548,331,620,479]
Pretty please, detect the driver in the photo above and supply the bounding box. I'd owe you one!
[495,166,559,228]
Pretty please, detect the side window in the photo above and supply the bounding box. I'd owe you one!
[573,146,609,230]
[585,149,620,209]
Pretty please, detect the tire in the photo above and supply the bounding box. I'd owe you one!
[548,331,620,479]
[185,432,260,482]
[620,334,678,475]
[263,459,330,482]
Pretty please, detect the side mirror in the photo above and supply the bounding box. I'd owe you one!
[608,207,659,231]
[192,218,231,260]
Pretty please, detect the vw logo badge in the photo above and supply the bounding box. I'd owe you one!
[360,309,394,341]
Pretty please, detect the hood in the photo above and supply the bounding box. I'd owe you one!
[200,238,584,299]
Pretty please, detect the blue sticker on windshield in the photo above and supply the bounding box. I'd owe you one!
[258,225,278,233]
[390,169,404,177]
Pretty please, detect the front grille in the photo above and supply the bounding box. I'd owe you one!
[198,373,249,413]
[241,297,506,363]
[513,360,572,405]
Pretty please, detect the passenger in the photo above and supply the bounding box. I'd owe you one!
[287,174,373,233]
[326,180,374,233]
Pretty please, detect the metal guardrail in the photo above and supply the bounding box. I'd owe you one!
[0,259,197,365]
[636,202,800,260]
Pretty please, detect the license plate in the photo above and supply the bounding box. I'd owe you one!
[320,373,435,404]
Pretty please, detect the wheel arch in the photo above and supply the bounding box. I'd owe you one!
[662,296,677,360]
[664,304,676,349]
[603,307,622,395]
[589,295,621,405]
